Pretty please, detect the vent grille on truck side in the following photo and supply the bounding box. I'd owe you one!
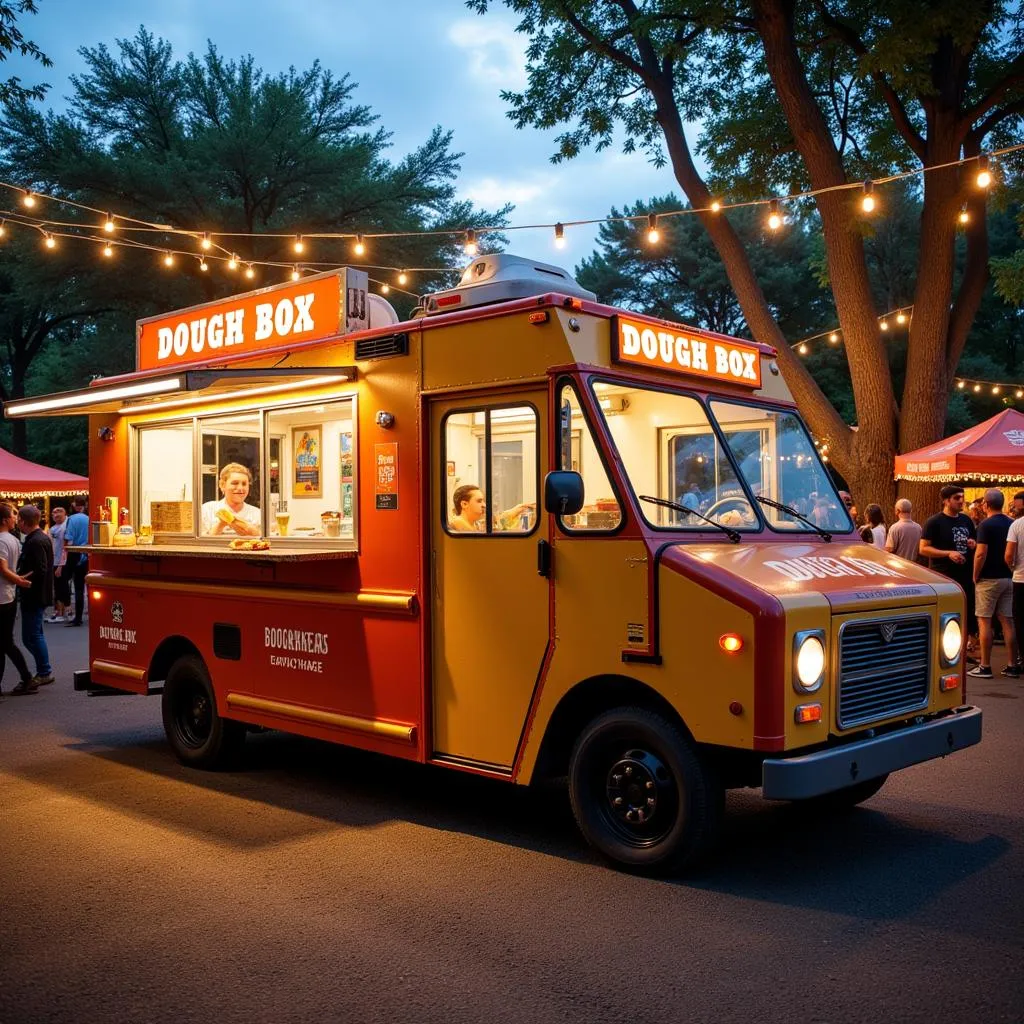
[355,333,408,360]
[837,615,930,728]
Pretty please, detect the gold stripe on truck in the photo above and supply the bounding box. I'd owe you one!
[226,693,416,743]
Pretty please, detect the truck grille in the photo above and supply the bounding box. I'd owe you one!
[837,616,930,728]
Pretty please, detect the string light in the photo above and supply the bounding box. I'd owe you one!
[398,269,408,286]
[353,233,366,257]
[200,232,212,250]
[976,154,992,189]
[992,385,1001,395]
[791,304,912,354]
[463,229,477,256]
[102,242,113,257]
[163,251,174,267]
[554,222,565,248]
[1017,390,1023,399]
[959,206,970,225]
[227,253,238,270]
[245,263,255,279]
[0,220,5,239]
[767,200,782,231]
[829,332,839,343]
[103,214,115,233]
[880,319,889,331]
[43,232,55,249]
[798,343,808,354]
[957,381,966,389]
[646,213,660,244]
[293,235,304,254]
[22,190,36,208]
[380,282,390,294]
[952,377,1024,400]
[860,180,875,213]
[291,265,301,281]
[896,312,907,324]
[974,384,982,392]
[710,200,721,213]
[199,257,208,272]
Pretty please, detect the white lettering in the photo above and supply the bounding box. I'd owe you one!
[293,293,315,333]
[254,302,274,341]
[225,309,244,346]
[691,340,708,370]
[765,556,904,581]
[741,351,758,380]
[264,625,330,655]
[173,322,189,356]
[659,331,674,364]
[640,328,658,359]
[208,313,224,348]
[275,298,295,336]
[715,346,730,374]
[621,323,641,355]
[157,327,173,360]
[190,318,206,354]
[729,349,745,377]
[676,336,691,368]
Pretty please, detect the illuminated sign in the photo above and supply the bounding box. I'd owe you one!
[611,315,762,388]
[136,268,367,372]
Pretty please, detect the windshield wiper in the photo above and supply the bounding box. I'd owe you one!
[755,495,832,542]
[639,494,741,543]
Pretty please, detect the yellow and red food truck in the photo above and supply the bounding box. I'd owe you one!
[4,254,982,873]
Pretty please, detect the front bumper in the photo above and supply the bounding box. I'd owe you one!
[761,705,982,800]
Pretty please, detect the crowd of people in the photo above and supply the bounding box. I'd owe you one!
[848,484,1024,679]
[0,498,89,700]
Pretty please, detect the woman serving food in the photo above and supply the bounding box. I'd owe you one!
[201,463,263,537]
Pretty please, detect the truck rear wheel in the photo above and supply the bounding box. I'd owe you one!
[161,654,244,769]
[568,707,723,874]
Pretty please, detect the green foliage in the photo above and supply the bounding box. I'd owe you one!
[0,0,50,105]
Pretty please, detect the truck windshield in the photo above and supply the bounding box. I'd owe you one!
[709,398,852,533]
[589,380,851,534]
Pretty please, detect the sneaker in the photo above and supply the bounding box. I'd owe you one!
[10,679,39,695]
[44,614,63,623]
[1001,665,1022,677]
[32,673,56,686]
[967,665,993,678]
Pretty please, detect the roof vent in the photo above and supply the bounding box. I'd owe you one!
[356,333,409,361]
[423,254,596,315]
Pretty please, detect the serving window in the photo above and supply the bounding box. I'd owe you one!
[133,395,357,545]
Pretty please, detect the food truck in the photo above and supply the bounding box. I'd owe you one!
[3,254,982,873]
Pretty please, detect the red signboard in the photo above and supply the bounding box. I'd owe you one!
[611,315,762,388]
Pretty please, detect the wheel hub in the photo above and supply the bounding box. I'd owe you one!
[606,749,666,827]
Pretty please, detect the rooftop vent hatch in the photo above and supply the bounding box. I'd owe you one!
[355,333,409,361]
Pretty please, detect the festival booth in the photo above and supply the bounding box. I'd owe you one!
[894,408,1024,505]
[0,446,89,520]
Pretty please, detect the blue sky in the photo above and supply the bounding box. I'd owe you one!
[7,0,678,268]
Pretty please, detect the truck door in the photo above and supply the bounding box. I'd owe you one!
[430,389,550,769]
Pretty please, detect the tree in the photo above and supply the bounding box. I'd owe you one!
[0,28,508,461]
[469,0,1024,509]
[0,0,50,105]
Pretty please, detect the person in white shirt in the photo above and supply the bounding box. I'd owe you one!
[200,463,262,536]
[865,503,886,547]
[1003,511,1024,674]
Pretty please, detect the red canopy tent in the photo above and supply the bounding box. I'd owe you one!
[0,447,89,499]
[895,409,1024,483]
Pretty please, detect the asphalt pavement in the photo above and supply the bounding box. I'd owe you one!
[1,619,1022,1024]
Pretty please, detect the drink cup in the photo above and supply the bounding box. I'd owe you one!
[275,512,290,537]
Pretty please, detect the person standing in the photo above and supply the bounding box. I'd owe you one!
[865,503,886,547]
[0,503,35,700]
[63,497,89,626]
[1010,491,1024,519]
[47,505,69,623]
[969,489,1018,678]
[885,498,924,563]
[920,485,977,657]
[13,504,54,693]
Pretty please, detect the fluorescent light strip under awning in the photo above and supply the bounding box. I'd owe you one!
[5,377,183,416]
[121,374,346,414]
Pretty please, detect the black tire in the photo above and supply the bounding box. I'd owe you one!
[797,773,889,813]
[568,706,723,874]
[161,654,245,769]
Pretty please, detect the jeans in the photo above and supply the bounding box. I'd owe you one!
[20,602,51,677]
[0,600,32,689]
[1013,583,1024,665]
[65,552,88,623]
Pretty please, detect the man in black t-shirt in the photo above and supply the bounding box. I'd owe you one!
[920,484,977,656]
[969,489,1018,678]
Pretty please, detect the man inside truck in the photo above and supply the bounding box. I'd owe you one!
[201,463,262,537]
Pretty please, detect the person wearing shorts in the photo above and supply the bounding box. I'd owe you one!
[970,488,1018,678]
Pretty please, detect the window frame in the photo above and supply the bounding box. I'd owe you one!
[440,400,541,539]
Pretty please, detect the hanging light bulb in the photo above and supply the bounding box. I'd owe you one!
[993,385,1001,395]
[163,252,174,267]
[959,206,970,225]
[102,243,113,258]
[354,233,366,257]
[245,263,255,279]
[200,232,212,250]
[829,332,839,343]
[860,180,875,213]
[380,282,390,294]
[199,258,209,272]
[896,311,907,324]
[880,319,889,331]
[398,269,408,286]
[1017,390,1023,399]
[554,222,565,248]
[798,343,808,355]
[710,200,721,213]
[767,200,782,231]
[976,154,991,189]
[463,229,477,256]
[957,380,966,389]
[0,220,6,239]
[291,265,301,281]
[43,232,56,249]
[973,383,982,393]
[103,214,115,233]
[22,191,36,208]
[227,254,238,270]
[293,234,305,254]
[646,213,660,244]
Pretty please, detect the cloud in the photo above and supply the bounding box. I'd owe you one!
[462,173,558,209]
[446,18,527,90]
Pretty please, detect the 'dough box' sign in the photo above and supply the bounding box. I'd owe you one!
[611,315,762,388]
[136,268,368,372]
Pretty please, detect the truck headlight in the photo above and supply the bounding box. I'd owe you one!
[793,630,826,692]
[940,614,962,665]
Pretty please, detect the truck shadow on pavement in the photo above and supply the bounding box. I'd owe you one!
[50,725,1008,919]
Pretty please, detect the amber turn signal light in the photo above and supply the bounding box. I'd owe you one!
[528,311,550,324]
[719,633,743,654]
[794,703,822,724]
[939,674,960,692]
[91,590,102,601]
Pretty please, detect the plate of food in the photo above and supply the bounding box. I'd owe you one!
[228,538,271,551]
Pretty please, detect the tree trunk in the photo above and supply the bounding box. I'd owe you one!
[10,417,27,458]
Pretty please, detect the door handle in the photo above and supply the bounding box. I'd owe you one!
[537,539,551,578]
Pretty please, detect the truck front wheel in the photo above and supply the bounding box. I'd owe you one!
[569,707,723,874]
[161,654,244,769]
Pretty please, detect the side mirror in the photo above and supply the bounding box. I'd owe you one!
[544,471,584,516]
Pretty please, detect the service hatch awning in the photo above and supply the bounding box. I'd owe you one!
[1,366,357,419]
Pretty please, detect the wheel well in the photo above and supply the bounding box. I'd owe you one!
[148,636,203,687]
[530,675,694,783]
